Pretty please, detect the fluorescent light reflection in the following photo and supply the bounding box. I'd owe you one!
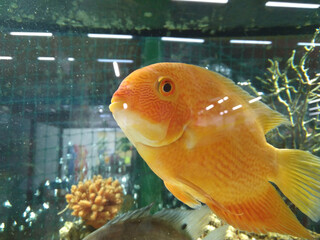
[297,42,320,47]
[172,0,228,3]
[67,57,75,61]
[309,106,320,111]
[238,82,250,86]
[206,104,214,110]
[113,61,120,77]
[308,98,320,104]
[249,96,262,103]
[37,57,55,61]
[230,40,272,45]
[97,59,133,63]
[232,104,242,111]
[265,1,320,9]
[309,111,320,116]
[88,34,133,39]
[161,37,205,43]
[0,56,12,60]
[10,32,53,37]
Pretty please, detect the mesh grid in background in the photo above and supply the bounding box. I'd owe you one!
[0,32,317,239]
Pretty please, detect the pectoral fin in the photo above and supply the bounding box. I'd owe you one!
[176,176,234,216]
[164,181,201,208]
[167,176,232,216]
[166,177,236,217]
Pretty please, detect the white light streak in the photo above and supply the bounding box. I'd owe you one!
[238,82,249,86]
[230,40,272,45]
[309,106,320,111]
[309,111,320,116]
[232,104,242,111]
[218,99,224,104]
[172,0,228,3]
[10,32,53,37]
[206,104,214,110]
[161,37,205,43]
[113,61,120,77]
[297,42,320,47]
[249,96,262,103]
[265,1,320,9]
[0,56,12,60]
[308,98,320,104]
[97,58,133,63]
[67,57,75,61]
[223,96,229,101]
[87,33,133,39]
[123,103,128,109]
[224,110,228,114]
[37,57,55,61]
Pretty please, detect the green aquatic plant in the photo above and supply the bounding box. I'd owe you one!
[248,28,320,154]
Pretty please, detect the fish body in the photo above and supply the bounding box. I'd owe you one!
[83,204,228,240]
[109,63,320,239]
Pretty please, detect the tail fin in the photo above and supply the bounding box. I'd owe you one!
[274,149,320,222]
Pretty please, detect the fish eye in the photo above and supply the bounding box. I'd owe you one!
[158,77,175,96]
[163,82,172,92]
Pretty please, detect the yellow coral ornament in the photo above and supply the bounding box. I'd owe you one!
[65,175,123,228]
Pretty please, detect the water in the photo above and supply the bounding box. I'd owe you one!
[0,0,319,239]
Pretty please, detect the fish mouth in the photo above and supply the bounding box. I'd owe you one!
[109,100,127,113]
[109,99,185,148]
[109,100,171,147]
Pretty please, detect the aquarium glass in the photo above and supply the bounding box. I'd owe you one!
[0,0,319,239]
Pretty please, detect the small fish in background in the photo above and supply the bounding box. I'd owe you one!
[83,204,228,240]
[109,62,320,239]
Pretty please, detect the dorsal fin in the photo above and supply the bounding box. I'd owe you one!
[106,203,153,226]
[83,204,154,240]
[208,70,289,133]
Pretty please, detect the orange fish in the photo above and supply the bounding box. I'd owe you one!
[109,62,320,239]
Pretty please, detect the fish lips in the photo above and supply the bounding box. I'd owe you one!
[109,100,171,147]
[109,101,127,113]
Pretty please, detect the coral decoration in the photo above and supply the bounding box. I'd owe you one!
[65,175,123,229]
